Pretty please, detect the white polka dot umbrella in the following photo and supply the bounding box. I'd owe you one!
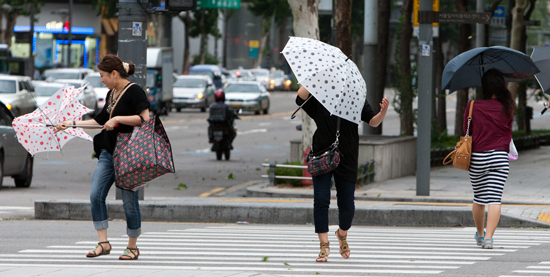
[12,84,94,155]
[282,37,367,124]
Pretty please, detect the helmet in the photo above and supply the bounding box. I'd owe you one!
[214,89,225,102]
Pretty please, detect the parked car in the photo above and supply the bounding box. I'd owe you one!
[269,69,291,91]
[41,68,94,82]
[0,75,37,117]
[188,64,224,89]
[251,68,271,89]
[224,81,270,115]
[0,100,34,189]
[51,79,98,115]
[172,75,216,112]
[84,72,109,110]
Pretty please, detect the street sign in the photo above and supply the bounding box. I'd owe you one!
[489,5,505,26]
[197,0,240,9]
[418,11,492,24]
[491,5,505,18]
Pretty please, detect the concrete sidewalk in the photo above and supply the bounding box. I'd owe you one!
[34,146,550,228]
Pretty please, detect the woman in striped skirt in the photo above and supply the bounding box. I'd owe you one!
[464,69,515,249]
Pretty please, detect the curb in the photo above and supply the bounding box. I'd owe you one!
[34,197,550,228]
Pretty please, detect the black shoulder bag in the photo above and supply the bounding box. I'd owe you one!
[307,117,342,176]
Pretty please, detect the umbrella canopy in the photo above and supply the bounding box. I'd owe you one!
[442,46,539,93]
[531,46,550,94]
[12,84,93,155]
[281,37,366,124]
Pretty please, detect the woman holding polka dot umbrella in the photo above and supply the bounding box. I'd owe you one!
[283,37,389,262]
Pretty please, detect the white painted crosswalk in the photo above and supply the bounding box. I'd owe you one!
[0,226,549,276]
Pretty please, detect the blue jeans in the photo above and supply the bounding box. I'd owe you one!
[90,149,141,237]
[312,171,355,233]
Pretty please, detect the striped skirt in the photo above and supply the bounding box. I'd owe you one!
[469,150,509,205]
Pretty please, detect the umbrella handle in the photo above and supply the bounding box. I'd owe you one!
[291,95,313,120]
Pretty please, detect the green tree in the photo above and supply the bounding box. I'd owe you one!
[189,9,221,64]
[0,0,43,47]
[248,0,290,68]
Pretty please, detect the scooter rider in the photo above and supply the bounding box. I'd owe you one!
[208,89,237,147]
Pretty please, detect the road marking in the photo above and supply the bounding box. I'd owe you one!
[199,187,225,197]
[237,128,267,135]
[2,226,545,275]
[210,180,263,197]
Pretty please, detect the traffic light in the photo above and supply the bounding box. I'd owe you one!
[166,0,196,11]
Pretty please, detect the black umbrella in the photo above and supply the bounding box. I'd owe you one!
[531,46,550,94]
[442,46,539,93]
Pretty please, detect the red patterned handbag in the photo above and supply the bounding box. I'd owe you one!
[113,115,175,191]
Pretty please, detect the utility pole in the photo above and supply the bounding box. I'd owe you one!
[27,4,35,78]
[362,0,379,135]
[68,0,73,67]
[117,0,148,88]
[416,0,434,196]
[475,0,484,48]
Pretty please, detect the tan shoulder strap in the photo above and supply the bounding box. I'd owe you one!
[468,100,475,119]
[109,83,135,119]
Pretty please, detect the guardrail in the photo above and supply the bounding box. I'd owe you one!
[261,160,375,187]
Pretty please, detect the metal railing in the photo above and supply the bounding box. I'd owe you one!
[261,160,375,186]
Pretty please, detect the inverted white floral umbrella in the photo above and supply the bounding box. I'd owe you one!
[282,36,367,124]
[12,84,94,155]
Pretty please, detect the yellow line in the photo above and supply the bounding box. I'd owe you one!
[539,212,550,223]
[217,198,550,207]
[199,187,226,197]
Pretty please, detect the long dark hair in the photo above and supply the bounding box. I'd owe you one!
[97,54,135,78]
[481,69,518,117]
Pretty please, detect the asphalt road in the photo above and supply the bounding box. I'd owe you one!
[0,92,301,208]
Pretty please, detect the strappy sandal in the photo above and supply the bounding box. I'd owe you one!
[335,229,350,259]
[119,247,140,260]
[86,241,111,258]
[316,242,330,262]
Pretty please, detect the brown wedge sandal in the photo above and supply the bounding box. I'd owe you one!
[119,247,140,260]
[316,242,330,262]
[86,241,111,258]
[335,229,350,259]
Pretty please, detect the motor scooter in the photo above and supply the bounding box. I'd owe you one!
[207,105,238,160]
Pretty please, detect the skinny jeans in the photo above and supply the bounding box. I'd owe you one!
[312,171,356,233]
[90,149,141,237]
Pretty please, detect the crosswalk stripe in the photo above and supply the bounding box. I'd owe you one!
[0,226,544,276]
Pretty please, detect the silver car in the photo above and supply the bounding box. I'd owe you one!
[41,68,94,82]
[172,75,216,112]
[0,75,37,117]
[224,81,270,115]
[0,101,33,189]
[84,72,109,110]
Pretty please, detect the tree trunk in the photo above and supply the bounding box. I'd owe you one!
[335,0,352,56]
[255,17,272,68]
[374,0,391,129]
[434,36,446,133]
[278,14,289,69]
[199,9,207,64]
[395,0,414,136]
[288,0,319,160]
[181,12,192,73]
[509,0,529,100]
[0,12,4,45]
[4,12,18,48]
[454,0,471,137]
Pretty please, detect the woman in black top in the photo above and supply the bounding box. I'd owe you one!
[56,55,150,260]
[297,86,389,262]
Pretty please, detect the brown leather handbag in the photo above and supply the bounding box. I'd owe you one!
[442,100,474,171]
